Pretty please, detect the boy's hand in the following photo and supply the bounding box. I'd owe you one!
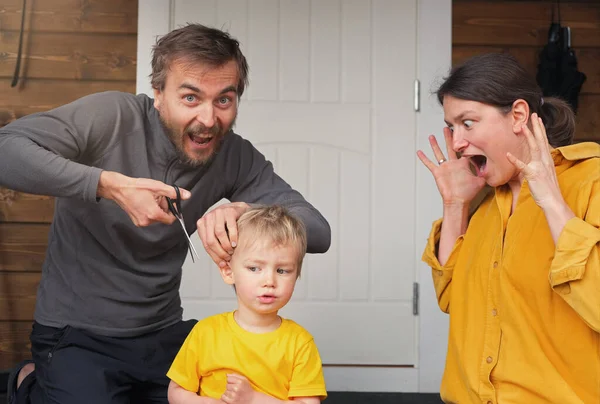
[221,374,256,404]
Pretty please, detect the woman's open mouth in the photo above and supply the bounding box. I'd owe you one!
[470,155,488,177]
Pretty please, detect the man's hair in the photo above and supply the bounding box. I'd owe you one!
[237,206,307,277]
[150,23,249,96]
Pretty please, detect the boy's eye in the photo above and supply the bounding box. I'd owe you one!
[277,268,287,274]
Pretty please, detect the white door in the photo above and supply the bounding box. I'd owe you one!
[138,0,424,391]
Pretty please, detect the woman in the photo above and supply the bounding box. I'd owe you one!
[418,53,599,404]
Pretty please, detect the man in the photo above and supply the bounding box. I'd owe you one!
[1,24,330,404]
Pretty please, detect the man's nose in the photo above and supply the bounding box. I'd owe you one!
[195,104,215,128]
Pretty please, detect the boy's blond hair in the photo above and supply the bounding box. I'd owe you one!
[237,206,307,276]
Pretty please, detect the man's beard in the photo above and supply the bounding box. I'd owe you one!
[159,115,235,168]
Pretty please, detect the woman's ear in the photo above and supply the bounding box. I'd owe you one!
[219,263,235,285]
[511,99,530,133]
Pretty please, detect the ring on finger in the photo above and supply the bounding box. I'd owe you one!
[438,158,447,165]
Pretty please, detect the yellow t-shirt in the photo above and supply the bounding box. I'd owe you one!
[167,312,327,401]
[422,142,600,404]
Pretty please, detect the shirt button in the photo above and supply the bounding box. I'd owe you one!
[493,261,498,268]
[492,309,498,316]
[486,356,493,363]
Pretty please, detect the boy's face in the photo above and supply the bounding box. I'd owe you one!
[220,236,300,317]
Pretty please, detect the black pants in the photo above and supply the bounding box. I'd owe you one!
[16,320,197,404]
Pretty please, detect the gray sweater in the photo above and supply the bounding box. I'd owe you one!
[0,91,331,337]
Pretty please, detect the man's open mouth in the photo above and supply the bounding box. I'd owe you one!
[189,134,213,145]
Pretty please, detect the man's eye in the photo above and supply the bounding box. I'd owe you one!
[218,97,231,105]
[185,95,196,102]
[464,119,474,128]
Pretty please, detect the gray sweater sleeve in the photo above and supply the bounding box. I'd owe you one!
[226,137,331,254]
[0,92,134,203]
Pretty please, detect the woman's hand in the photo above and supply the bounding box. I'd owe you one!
[506,113,565,209]
[417,127,486,206]
[506,113,575,243]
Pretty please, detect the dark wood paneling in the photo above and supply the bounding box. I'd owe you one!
[0,321,32,370]
[453,2,600,47]
[453,46,600,95]
[0,189,55,223]
[0,223,50,272]
[0,273,40,320]
[575,94,600,141]
[0,79,134,112]
[0,0,137,33]
[0,31,137,81]
[453,1,600,143]
[0,0,138,372]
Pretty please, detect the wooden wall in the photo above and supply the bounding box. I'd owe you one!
[453,0,600,143]
[0,0,137,370]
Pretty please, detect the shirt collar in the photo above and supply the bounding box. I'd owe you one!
[552,142,600,164]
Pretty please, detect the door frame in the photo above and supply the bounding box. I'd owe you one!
[136,0,451,393]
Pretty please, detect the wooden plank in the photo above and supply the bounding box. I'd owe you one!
[0,321,32,370]
[0,272,40,320]
[0,79,134,111]
[0,223,49,272]
[0,31,137,81]
[0,0,138,33]
[575,94,600,142]
[453,46,600,95]
[453,2,600,47]
[0,189,55,224]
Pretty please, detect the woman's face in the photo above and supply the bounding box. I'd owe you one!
[442,95,528,187]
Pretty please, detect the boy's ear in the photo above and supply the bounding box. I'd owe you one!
[219,263,235,285]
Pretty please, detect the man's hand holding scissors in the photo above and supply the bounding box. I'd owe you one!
[97,171,191,227]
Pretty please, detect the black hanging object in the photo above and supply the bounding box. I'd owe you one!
[536,0,586,113]
[11,0,27,87]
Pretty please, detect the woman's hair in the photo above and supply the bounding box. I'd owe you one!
[237,205,307,276]
[150,23,249,96]
[436,53,575,147]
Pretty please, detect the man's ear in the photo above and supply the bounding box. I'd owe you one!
[511,99,530,134]
[219,263,235,285]
[153,87,162,111]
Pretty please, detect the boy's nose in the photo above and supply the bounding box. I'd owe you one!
[263,272,275,287]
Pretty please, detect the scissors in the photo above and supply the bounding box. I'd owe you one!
[167,185,201,262]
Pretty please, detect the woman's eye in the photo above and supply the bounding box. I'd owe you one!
[248,267,258,272]
[448,126,454,133]
[464,119,474,128]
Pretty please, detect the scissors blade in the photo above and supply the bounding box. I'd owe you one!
[176,217,201,262]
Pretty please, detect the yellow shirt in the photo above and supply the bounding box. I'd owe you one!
[422,142,600,404]
[167,312,327,400]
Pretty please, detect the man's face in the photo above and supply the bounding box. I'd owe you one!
[153,59,239,167]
